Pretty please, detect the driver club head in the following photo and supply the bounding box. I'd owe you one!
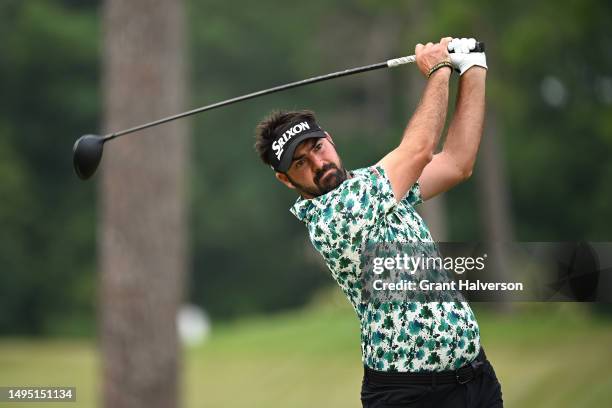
[73,134,105,180]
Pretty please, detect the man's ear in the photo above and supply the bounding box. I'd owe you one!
[275,172,296,190]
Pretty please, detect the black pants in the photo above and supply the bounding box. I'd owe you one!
[361,348,503,408]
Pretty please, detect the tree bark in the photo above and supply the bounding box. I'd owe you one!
[361,13,399,131]
[99,1,188,407]
[477,111,514,244]
[476,109,514,308]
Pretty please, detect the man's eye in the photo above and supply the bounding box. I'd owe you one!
[295,160,304,168]
[315,142,323,151]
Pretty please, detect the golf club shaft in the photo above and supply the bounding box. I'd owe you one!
[102,40,484,142]
[103,58,408,142]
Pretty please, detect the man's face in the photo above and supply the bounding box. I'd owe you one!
[276,135,347,198]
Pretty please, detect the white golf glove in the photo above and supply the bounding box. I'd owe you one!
[448,37,487,75]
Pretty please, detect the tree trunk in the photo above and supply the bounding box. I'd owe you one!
[476,109,514,308]
[99,1,188,407]
[477,111,513,243]
[361,13,399,131]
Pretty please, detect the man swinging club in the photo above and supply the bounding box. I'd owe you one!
[254,37,503,407]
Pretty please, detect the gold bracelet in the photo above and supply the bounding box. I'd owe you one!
[427,61,453,78]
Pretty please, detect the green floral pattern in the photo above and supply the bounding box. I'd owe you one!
[291,165,480,372]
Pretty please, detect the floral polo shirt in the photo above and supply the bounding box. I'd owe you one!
[290,165,480,372]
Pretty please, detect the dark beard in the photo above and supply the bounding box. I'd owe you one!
[288,163,348,197]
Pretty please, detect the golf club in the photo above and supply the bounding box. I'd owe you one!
[73,41,484,180]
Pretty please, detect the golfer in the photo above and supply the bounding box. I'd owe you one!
[255,37,502,407]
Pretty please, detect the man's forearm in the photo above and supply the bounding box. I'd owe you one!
[378,38,453,201]
[401,68,451,156]
[442,68,487,176]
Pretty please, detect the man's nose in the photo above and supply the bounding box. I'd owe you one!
[310,154,325,170]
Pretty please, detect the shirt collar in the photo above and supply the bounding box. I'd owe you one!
[289,194,327,223]
[289,196,310,221]
[288,169,357,223]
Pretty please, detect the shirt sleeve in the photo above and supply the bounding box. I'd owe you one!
[373,165,423,208]
[317,165,422,231]
[400,179,423,207]
[332,165,397,229]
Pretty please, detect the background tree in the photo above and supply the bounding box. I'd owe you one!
[99,0,189,407]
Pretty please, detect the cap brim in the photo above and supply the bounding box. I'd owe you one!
[276,130,327,172]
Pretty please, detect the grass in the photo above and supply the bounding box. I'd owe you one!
[1,299,611,407]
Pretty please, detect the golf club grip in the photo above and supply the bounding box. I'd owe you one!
[449,41,485,53]
[387,41,485,68]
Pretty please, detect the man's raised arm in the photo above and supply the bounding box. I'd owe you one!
[378,37,453,202]
[418,38,488,201]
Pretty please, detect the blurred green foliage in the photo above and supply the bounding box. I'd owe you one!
[0,0,100,335]
[0,0,610,334]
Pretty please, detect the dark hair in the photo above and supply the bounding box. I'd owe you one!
[254,109,318,167]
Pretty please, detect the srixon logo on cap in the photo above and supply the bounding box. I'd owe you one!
[272,121,311,160]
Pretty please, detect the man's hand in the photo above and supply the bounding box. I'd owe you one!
[448,37,488,75]
[415,37,453,78]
